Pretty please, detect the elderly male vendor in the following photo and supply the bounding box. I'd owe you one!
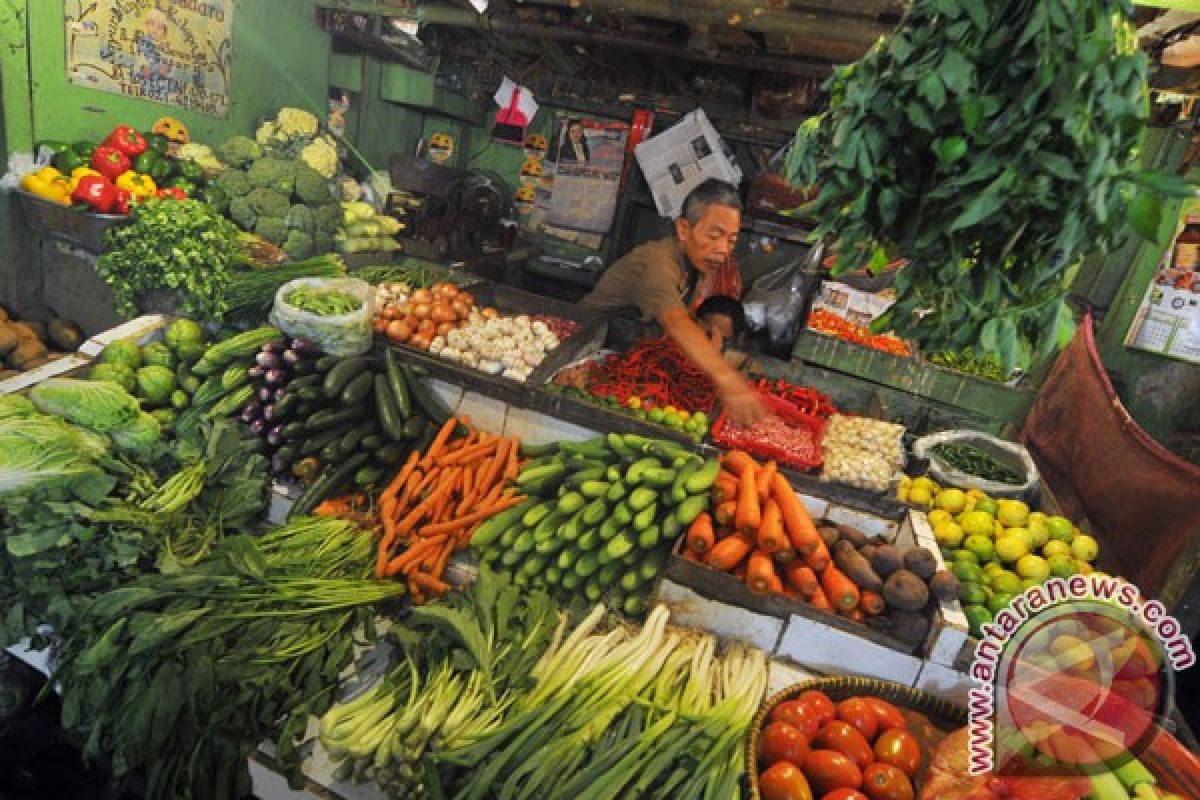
[580,180,765,423]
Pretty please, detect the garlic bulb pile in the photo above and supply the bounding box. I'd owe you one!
[429,313,560,382]
[820,414,906,492]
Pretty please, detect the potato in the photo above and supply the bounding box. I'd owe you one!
[886,609,931,646]
[868,543,903,577]
[929,570,960,603]
[902,546,938,580]
[817,525,841,549]
[835,546,884,593]
[883,569,930,612]
[10,321,39,341]
[0,323,18,356]
[46,318,83,351]
[9,340,48,370]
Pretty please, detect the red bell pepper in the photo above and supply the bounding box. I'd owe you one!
[156,187,188,200]
[113,188,134,215]
[72,175,118,214]
[102,125,148,157]
[90,146,132,181]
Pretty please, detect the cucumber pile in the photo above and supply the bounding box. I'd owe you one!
[472,433,718,614]
[173,325,285,435]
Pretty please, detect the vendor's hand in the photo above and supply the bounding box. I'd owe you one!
[719,379,767,426]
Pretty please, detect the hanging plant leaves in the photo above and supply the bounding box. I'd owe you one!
[784,0,1198,371]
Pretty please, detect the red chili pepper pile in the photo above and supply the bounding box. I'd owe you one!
[587,335,716,412]
[530,314,580,341]
[808,308,912,357]
[752,378,837,418]
[720,414,822,466]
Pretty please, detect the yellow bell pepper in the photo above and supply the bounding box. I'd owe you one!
[34,165,64,182]
[69,166,102,190]
[21,172,71,205]
[114,170,157,200]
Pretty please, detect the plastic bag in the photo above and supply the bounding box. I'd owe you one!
[914,430,1040,502]
[0,147,54,192]
[269,277,373,356]
[743,243,823,350]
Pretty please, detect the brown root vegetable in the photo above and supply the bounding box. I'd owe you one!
[835,546,884,593]
[817,525,841,549]
[883,569,930,612]
[16,304,56,324]
[929,570,960,603]
[868,543,903,577]
[9,340,48,370]
[886,609,931,646]
[0,369,17,380]
[902,546,938,580]
[10,322,39,342]
[46,318,83,351]
[835,523,868,549]
[0,323,18,356]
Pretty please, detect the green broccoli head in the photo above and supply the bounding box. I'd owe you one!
[293,164,334,205]
[218,135,262,168]
[214,168,252,198]
[246,187,291,219]
[285,204,314,233]
[313,232,335,255]
[228,196,257,230]
[312,203,342,234]
[283,230,315,261]
[255,216,289,246]
[247,157,297,194]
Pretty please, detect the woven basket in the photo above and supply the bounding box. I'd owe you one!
[745,676,967,800]
[15,188,128,252]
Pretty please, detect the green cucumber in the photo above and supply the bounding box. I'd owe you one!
[300,425,353,455]
[559,510,585,541]
[640,554,666,582]
[604,534,635,562]
[535,535,565,556]
[354,465,385,486]
[323,356,369,399]
[561,570,582,590]
[520,554,548,578]
[374,443,405,464]
[338,423,372,457]
[374,374,404,441]
[671,461,701,503]
[522,503,552,528]
[520,441,559,458]
[639,467,675,487]
[620,571,643,592]
[606,432,637,460]
[516,463,568,496]
[579,480,609,499]
[575,553,600,577]
[384,348,412,418]
[306,405,367,432]
[612,502,633,527]
[558,437,612,460]
[597,562,622,586]
[606,480,629,503]
[684,458,721,494]
[557,550,576,571]
[288,452,368,518]
[499,527,520,549]
[676,495,708,525]
[599,517,621,541]
[605,466,622,482]
[661,511,684,542]
[512,531,536,554]
[534,510,568,542]
[623,595,647,616]
[314,354,342,373]
[625,457,664,484]
[341,371,374,406]
[564,467,606,489]
[633,503,657,531]
[557,492,586,514]
[577,528,600,550]
[584,580,603,602]
[582,497,608,526]
[544,566,563,585]
[402,415,424,438]
[472,497,537,549]
[361,434,384,451]
[501,547,523,568]
[637,525,661,549]
[402,364,452,424]
[629,487,656,512]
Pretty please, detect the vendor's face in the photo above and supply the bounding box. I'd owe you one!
[676,204,739,274]
[701,313,734,349]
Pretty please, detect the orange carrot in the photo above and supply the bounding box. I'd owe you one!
[686,512,716,555]
[773,548,797,565]
[410,572,450,596]
[771,473,820,555]
[705,532,754,572]
[416,494,527,537]
[785,564,819,597]
[756,498,787,552]
[809,585,833,611]
[714,500,738,527]
[504,440,521,480]
[721,450,756,475]
[421,417,460,467]
[438,439,496,467]
[839,606,865,623]
[820,564,861,611]
[714,471,739,504]
[802,537,831,572]
[756,460,777,504]
[735,463,761,534]
[746,550,778,594]
[860,589,886,615]
[766,571,785,595]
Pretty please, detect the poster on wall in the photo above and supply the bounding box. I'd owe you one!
[547,117,629,234]
[1125,198,1200,364]
[64,0,233,117]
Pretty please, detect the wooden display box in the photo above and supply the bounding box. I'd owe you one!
[792,330,1036,425]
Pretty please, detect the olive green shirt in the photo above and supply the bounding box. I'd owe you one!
[580,237,695,321]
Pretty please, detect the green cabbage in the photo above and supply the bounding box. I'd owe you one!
[109,411,163,457]
[89,362,137,392]
[30,378,141,432]
[0,395,36,420]
[99,340,142,370]
[136,365,176,406]
[141,342,176,369]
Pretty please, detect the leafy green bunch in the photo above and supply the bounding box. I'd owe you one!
[786,0,1194,369]
[99,198,241,320]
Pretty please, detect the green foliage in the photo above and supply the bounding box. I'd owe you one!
[109,411,164,457]
[246,186,291,218]
[285,204,314,233]
[98,198,241,320]
[785,0,1196,370]
[247,157,297,193]
[228,195,256,229]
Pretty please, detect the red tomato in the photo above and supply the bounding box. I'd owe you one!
[873,729,921,777]
[797,690,837,726]
[803,749,863,796]
[761,721,812,766]
[814,721,875,770]
[861,763,914,800]
[861,697,908,734]
[772,700,822,740]
[821,791,870,800]
[836,698,880,742]
[760,761,814,800]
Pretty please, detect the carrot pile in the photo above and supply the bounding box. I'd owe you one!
[683,450,867,622]
[373,416,526,603]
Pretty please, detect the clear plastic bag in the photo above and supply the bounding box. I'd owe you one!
[269,277,373,356]
[0,147,54,192]
[743,243,823,350]
[913,430,1040,502]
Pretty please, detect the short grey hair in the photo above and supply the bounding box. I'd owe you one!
[681,179,742,224]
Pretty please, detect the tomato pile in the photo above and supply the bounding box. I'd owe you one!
[758,690,922,800]
[807,309,912,357]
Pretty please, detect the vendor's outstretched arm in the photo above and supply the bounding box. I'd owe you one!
[658,307,766,424]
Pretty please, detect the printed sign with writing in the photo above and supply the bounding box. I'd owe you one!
[65,0,233,116]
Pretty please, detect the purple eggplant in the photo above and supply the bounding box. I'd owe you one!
[262,404,277,422]
[256,351,283,370]
[258,387,274,404]
[240,403,261,424]
[266,425,286,448]
[290,337,318,357]
[250,418,267,436]
[262,341,285,355]
[272,387,287,402]
[247,365,265,380]
[264,368,287,386]
[281,349,301,367]
[270,454,291,475]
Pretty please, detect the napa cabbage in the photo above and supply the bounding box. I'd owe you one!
[0,413,112,500]
[30,378,141,433]
[109,412,163,457]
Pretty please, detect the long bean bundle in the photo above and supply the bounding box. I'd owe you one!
[224,253,347,317]
[53,517,404,800]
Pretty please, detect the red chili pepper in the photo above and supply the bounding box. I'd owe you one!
[156,187,188,200]
[90,146,132,181]
[71,175,118,214]
[101,125,148,157]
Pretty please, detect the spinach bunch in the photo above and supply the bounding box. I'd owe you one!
[786,0,1194,369]
[99,198,241,321]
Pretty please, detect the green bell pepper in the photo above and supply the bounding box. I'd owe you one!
[136,151,174,184]
[144,132,171,156]
[72,141,96,160]
[167,176,198,195]
[52,148,86,174]
[176,160,206,183]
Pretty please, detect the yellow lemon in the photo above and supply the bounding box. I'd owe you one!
[965,534,995,564]
[896,487,910,503]
[928,509,953,528]
[993,519,1006,538]
[899,475,913,489]
[1027,517,1050,548]
[912,476,938,494]
[1074,560,1094,575]
[1016,554,1051,582]
[996,499,1030,528]
[1048,554,1075,578]
[990,570,1023,595]
[935,488,968,514]
[907,487,933,508]
[1021,577,1043,592]
[1028,511,1047,528]
[1071,534,1099,563]
[974,497,999,517]
[934,521,965,549]
[982,560,1005,576]
[966,488,988,502]
[995,536,1029,563]
[1006,526,1034,550]
[960,511,996,538]
[1046,516,1074,542]
[1042,540,1071,559]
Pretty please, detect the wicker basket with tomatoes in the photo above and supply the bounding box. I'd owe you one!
[748,677,965,800]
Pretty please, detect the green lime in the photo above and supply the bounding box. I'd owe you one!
[663,412,682,429]
[648,409,665,423]
[952,561,984,584]
[959,582,989,606]
[952,549,979,565]
[989,570,1023,595]
[987,591,1015,614]
[964,605,992,638]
